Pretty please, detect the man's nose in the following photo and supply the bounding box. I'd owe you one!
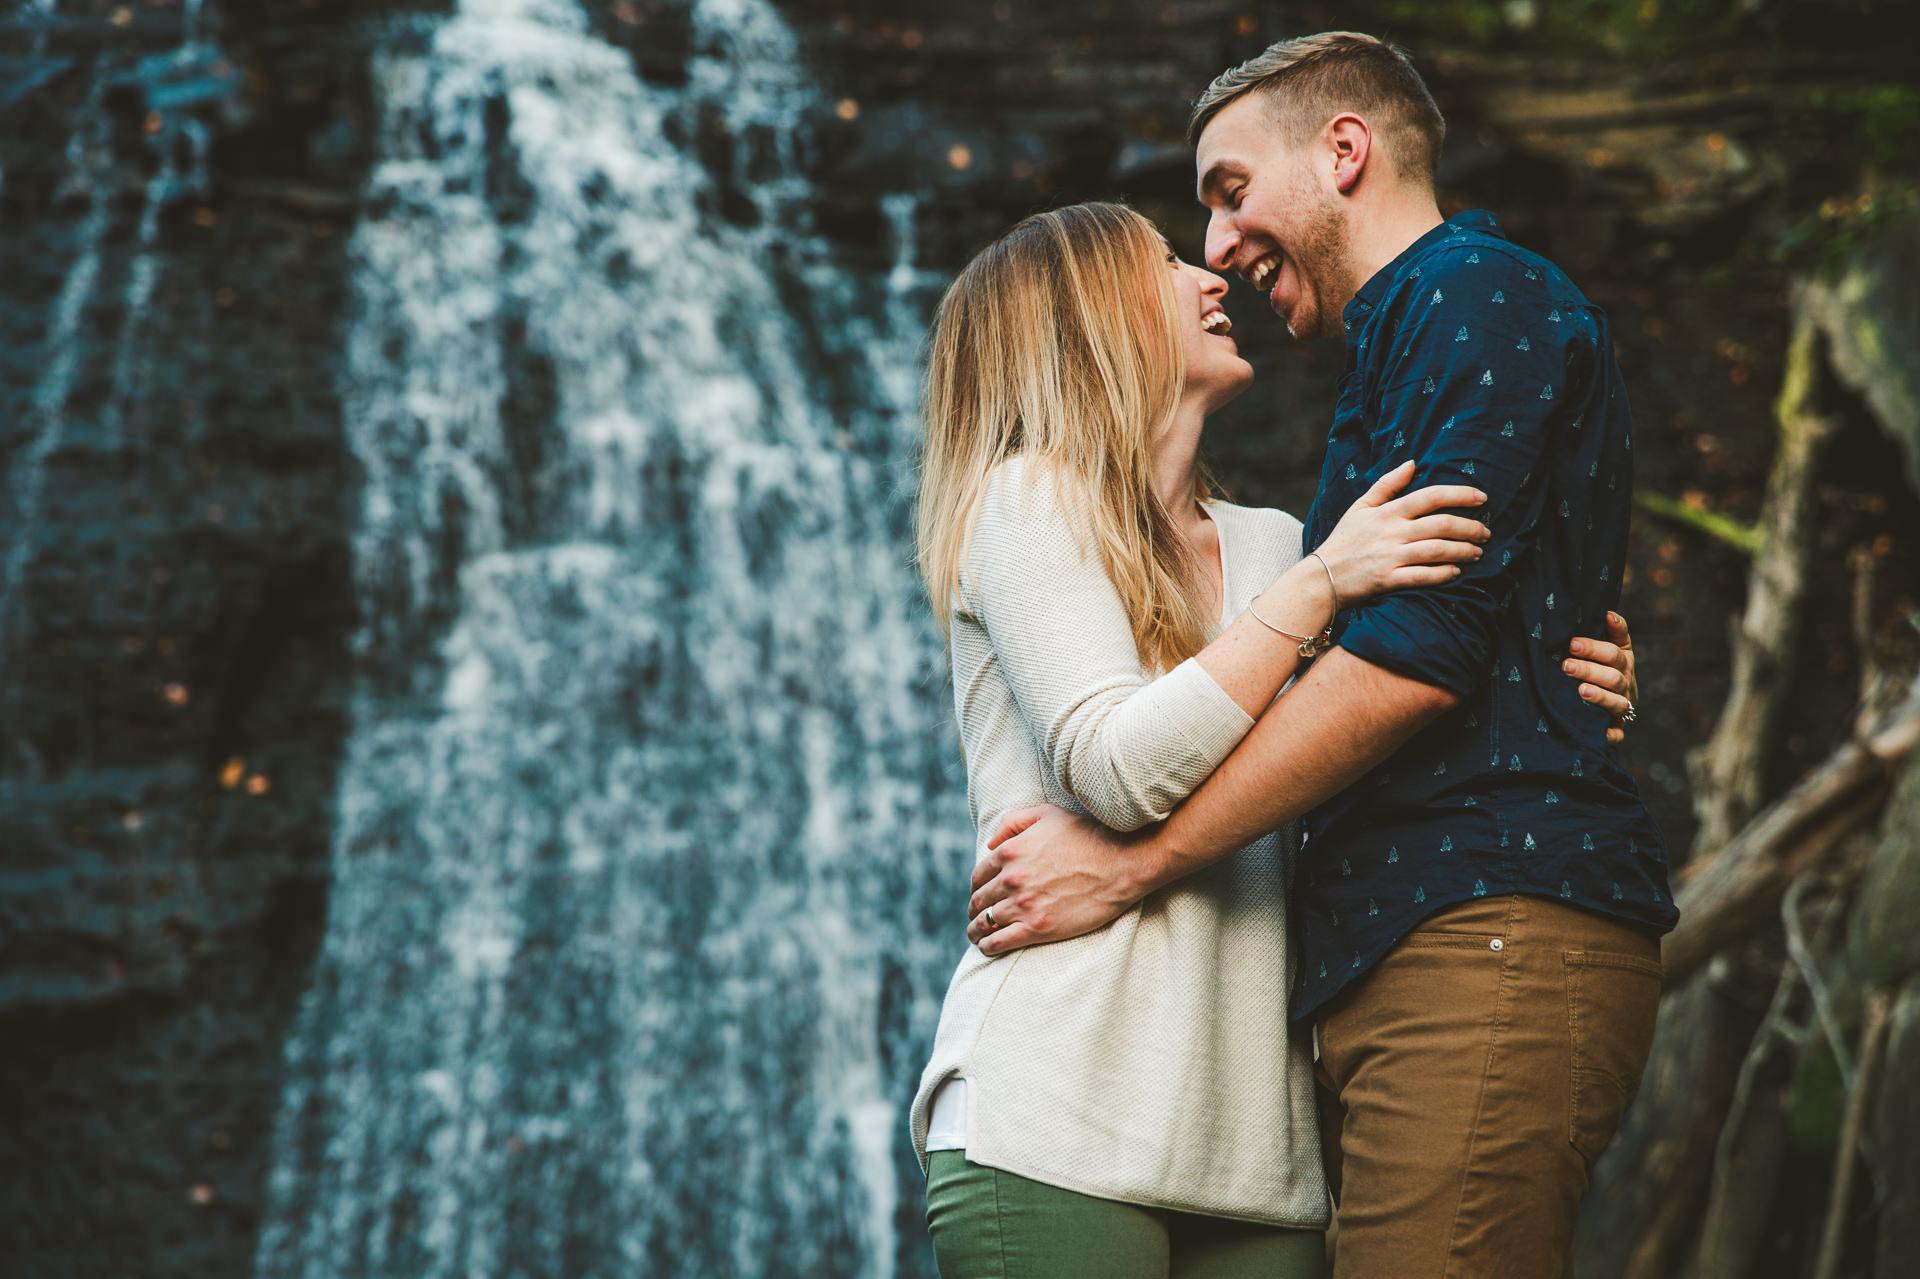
[1204,214,1239,274]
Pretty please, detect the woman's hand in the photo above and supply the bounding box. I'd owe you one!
[1312,460,1491,606]
[1562,610,1640,744]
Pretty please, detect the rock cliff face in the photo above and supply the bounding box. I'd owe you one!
[1,3,390,1273]
[0,3,1911,1277]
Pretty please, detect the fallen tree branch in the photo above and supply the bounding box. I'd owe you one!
[1685,314,1843,854]
[1634,489,1762,554]
[1664,678,1920,987]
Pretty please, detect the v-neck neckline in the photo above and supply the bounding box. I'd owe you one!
[1197,500,1232,630]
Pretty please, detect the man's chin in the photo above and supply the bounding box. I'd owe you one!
[1272,294,1316,341]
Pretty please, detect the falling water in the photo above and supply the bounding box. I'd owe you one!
[1,3,220,733]
[254,1,969,1275]
[0,80,112,675]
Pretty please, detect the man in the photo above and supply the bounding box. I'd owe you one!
[962,31,1678,1277]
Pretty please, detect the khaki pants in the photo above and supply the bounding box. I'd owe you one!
[1313,893,1663,1278]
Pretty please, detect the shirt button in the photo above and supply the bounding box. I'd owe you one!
[1489,938,1504,951]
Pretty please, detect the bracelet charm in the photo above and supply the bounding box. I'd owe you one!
[1246,599,1334,659]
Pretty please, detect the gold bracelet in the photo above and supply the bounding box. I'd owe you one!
[1246,598,1333,658]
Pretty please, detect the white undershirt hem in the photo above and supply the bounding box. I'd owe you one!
[924,1075,967,1152]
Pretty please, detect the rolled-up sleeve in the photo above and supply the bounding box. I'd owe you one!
[1335,249,1575,698]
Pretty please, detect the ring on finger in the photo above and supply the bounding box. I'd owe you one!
[983,906,997,930]
[1622,700,1638,725]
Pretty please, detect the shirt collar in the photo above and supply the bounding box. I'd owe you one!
[1343,209,1505,331]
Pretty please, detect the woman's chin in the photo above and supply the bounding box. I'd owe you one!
[1203,363,1256,412]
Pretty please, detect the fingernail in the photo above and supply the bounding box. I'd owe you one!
[1563,660,1576,673]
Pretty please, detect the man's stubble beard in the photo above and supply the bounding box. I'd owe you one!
[1285,194,1355,343]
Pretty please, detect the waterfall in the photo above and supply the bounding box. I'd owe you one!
[254,1,970,1274]
[1,8,217,732]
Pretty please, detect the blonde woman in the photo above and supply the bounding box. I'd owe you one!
[909,202,1637,1277]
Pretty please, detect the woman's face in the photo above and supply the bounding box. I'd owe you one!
[1164,247,1254,412]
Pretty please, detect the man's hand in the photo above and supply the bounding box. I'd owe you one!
[1565,610,1639,744]
[965,805,1154,955]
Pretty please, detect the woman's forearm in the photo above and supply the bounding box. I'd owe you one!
[1190,557,1338,717]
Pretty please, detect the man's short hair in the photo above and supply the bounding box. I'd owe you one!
[1188,31,1446,188]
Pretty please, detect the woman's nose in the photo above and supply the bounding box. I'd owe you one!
[1197,267,1229,298]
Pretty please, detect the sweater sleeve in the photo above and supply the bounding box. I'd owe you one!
[958,460,1255,832]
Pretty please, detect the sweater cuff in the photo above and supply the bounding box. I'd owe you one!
[1153,655,1257,771]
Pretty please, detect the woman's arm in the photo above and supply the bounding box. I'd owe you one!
[964,613,1649,951]
[1197,461,1495,713]
[965,459,1486,832]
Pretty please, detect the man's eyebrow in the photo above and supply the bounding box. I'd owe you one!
[1195,160,1244,205]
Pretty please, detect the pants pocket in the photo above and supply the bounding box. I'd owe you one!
[1563,948,1663,1165]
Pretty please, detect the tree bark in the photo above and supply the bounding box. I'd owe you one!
[1872,980,1920,1276]
[1689,1081,1790,1279]
[1575,966,1762,1279]
[1689,876,1848,1279]
[1685,314,1840,857]
[1663,680,1920,987]
[1813,991,1892,1279]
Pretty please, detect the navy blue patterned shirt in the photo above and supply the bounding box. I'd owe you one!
[1290,210,1679,1022]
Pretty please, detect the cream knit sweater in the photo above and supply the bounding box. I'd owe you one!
[908,457,1328,1228]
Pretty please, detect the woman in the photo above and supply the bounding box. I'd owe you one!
[908,202,1638,1277]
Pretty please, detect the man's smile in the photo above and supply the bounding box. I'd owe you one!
[1246,252,1283,293]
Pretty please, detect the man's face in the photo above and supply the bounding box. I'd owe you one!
[1195,93,1352,342]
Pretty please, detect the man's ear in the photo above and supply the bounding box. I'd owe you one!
[1328,114,1372,195]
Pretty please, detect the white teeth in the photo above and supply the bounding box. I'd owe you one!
[1249,255,1280,291]
[1202,311,1232,335]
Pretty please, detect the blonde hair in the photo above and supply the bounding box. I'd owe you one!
[914,201,1215,674]
[1188,31,1445,187]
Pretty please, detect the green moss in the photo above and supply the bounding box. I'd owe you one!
[1776,184,1920,275]
[1784,1035,1847,1157]
[1635,491,1762,554]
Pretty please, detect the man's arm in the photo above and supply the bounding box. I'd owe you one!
[1142,646,1456,889]
[967,245,1579,953]
[965,646,1456,951]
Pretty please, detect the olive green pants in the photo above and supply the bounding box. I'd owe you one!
[925,1150,1325,1279]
